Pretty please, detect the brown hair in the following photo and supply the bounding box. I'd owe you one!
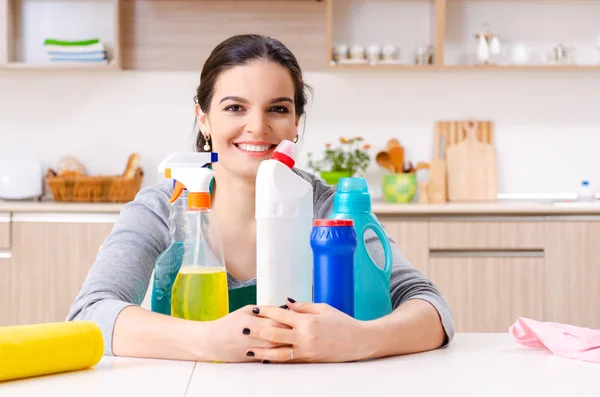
[194,34,311,152]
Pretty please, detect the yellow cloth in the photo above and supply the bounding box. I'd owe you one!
[0,321,103,382]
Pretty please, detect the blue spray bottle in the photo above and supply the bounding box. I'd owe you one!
[328,177,393,321]
[151,152,218,315]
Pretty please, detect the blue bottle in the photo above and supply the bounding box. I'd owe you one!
[310,219,357,317]
[328,177,393,321]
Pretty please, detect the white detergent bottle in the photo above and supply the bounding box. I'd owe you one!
[256,140,314,306]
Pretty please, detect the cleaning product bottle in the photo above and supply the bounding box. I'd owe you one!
[157,152,228,321]
[328,177,393,321]
[150,180,186,315]
[256,140,313,306]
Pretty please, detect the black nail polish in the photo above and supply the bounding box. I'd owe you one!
[279,304,288,309]
[247,351,255,357]
[242,328,250,335]
[287,297,296,303]
[262,360,270,364]
[252,307,260,314]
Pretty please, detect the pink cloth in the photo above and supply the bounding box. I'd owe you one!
[509,317,600,364]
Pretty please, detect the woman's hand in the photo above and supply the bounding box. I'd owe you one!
[242,299,373,363]
[204,305,291,363]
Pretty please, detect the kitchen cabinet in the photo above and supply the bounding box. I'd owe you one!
[380,217,429,274]
[6,214,115,326]
[429,255,544,333]
[0,257,13,326]
[429,218,545,250]
[0,212,10,249]
[544,220,600,329]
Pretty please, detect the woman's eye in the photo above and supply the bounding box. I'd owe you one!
[270,106,289,114]
[224,105,243,112]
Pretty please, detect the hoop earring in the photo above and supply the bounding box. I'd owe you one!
[293,135,298,143]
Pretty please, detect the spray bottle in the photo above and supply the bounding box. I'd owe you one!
[255,140,314,305]
[154,152,228,321]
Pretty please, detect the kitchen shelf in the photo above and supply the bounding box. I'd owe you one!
[443,64,600,71]
[1,0,599,73]
[1,0,121,69]
[5,60,119,70]
[326,0,445,69]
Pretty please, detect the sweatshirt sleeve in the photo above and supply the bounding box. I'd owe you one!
[312,177,455,347]
[66,184,172,356]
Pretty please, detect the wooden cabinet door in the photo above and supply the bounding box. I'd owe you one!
[9,214,116,326]
[0,256,13,326]
[429,255,544,332]
[544,221,600,329]
[379,217,429,274]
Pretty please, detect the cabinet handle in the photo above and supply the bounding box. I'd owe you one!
[430,249,544,258]
[0,250,11,260]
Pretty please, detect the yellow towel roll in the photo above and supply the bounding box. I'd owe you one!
[0,321,103,382]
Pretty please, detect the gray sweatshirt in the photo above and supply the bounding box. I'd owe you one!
[67,168,455,356]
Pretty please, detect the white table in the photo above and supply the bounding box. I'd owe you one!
[2,334,599,397]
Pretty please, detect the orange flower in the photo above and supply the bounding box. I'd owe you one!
[362,144,371,149]
[325,142,332,148]
[339,137,348,144]
[354,136,364,142]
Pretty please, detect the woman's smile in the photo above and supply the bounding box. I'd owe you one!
[234,141,278,158]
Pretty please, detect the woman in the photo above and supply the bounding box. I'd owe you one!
[68,34,454,363]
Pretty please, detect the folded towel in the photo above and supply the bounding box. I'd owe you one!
[48,52,106,61]
[47,50,105,56]
[44,38,105,54]
[49,58,108,63]
[45,43,105,53]
[44,38,100,46]
[509,317,600,364]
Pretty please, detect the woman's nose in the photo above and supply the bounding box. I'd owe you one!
[246,111,269,137]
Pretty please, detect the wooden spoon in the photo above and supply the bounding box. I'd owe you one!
[386,138,400,152]
[376,151,396,173]
[388,145,405,174]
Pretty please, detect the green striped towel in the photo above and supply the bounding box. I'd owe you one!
[44,38,100,46]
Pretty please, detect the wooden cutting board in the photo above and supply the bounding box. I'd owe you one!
[446,121,498,202]
[429,123,447,204]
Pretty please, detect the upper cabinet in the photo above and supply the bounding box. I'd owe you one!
[2,0,599,72]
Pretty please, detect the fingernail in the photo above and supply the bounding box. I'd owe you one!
[279,304,289,309]
[262,360,270,364]
[287,297,296,303]
[252,307,260,314]
[242,328,250,335]
[246,351,255,357]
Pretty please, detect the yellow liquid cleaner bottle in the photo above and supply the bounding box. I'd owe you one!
[161,153,229,322]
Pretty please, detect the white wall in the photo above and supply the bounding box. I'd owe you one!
[1,69,599,196]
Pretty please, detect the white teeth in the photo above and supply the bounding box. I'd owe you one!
[237,144,272,152]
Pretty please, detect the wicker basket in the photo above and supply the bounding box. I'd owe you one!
[45,168,144,203]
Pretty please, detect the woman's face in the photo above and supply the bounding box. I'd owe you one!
[197,59,299,180]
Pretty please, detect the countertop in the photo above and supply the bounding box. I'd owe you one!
[1,334,599,397]
[3,199,600,216]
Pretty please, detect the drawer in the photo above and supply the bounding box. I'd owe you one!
[0,213,10,250]
[429,218,544,250]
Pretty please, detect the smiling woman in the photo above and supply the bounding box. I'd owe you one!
[66,34,455,364]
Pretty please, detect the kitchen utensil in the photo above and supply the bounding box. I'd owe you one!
[418,181,430,204]
[388,145,405,175]
[429,129,447,204]
[376,151,395,173]
[446,121,498,202]
[386,138,400,152]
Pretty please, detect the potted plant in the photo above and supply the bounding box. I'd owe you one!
[307,137,371,186]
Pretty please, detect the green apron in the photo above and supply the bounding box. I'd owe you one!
[228,284,257,312]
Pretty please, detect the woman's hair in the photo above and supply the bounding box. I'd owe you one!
[194,34,312,152]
